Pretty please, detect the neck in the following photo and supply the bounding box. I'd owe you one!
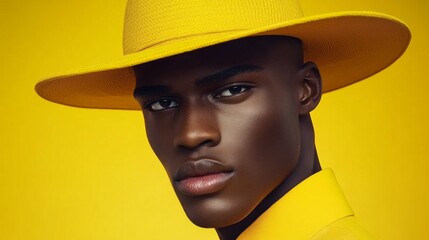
[216,115,321,240]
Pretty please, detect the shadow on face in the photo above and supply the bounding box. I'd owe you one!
[133,36,310,228]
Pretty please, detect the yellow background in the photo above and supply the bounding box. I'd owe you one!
[0,0,427,239]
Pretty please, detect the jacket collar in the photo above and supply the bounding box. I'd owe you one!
[238,169,354,240]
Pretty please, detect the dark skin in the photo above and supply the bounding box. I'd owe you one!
[133,36,322,240]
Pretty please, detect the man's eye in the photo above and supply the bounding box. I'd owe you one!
[215,85,250,98]
[146,99,178,111]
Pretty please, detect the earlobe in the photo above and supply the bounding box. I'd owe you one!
[298,62,322,114]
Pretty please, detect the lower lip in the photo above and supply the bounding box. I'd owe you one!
[176,172,233,196]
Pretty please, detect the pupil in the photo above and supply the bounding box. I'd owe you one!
[159,99,171,107]
[230,86,242,94]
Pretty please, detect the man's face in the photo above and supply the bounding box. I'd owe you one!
[134,37,304,228]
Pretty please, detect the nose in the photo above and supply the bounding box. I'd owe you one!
[173,102,220,150]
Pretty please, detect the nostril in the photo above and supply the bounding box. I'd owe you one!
[176,140,214,151]
[174,130,221,150]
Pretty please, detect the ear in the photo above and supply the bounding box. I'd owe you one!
[298,62,322,114]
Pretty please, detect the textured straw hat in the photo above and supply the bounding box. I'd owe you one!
[35,0,411,110]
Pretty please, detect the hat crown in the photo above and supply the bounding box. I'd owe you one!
[123,0,303,55]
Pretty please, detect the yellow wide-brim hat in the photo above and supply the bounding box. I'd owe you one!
[35,0,411,110]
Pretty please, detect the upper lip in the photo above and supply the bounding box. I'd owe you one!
[175,159,234,182]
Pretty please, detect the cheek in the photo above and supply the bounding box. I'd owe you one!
[222,89,300,161]
[143,114,177,179]
[246,113,300,190]
[219,92,301,200]
[225,110,299,171]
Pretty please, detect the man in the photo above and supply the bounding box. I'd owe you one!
[35,0,411,239]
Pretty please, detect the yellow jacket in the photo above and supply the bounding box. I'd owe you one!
[238,169,375,239]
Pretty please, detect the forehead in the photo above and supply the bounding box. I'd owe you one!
[134,36,302,84]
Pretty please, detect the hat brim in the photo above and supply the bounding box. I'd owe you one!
[35,11,411,110]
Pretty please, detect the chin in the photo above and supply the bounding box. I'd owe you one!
[181,196,254,228]
[187,210,245,229]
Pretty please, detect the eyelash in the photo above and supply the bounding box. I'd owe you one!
[144,83,254,112]
[213,84,253,99]
[144,98,178,112]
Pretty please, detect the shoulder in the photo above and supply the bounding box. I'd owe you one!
[311,216,376,240]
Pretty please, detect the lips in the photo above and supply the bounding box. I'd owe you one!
[175,159,234,196]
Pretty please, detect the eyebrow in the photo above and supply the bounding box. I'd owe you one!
[196,64,263,87]
[133,64,263,97]
[133,85,170,97]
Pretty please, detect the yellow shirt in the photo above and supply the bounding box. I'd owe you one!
[238,169,375,240]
